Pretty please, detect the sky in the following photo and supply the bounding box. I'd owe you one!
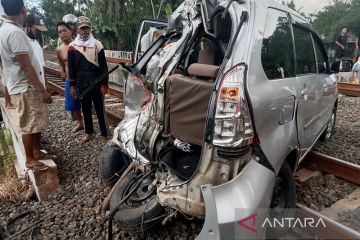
[290,0,330,14]
[0,0,41,17]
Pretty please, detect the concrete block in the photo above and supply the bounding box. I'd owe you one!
[28,160,60,201]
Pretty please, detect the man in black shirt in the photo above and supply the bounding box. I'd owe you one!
[335,26,348,60]
[68,16,109,144]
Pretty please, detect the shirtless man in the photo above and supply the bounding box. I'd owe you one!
[56,22,84,132]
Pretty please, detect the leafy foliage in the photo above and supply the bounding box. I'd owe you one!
[38,0,360,51]
[313,0,360,41]
[40,0,182,50]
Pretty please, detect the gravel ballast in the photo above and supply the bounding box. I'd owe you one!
[1,95,359,239]
[298,96,360,232]
[0,97,203,240]
[314,96,360,165]
[296,174,358,211]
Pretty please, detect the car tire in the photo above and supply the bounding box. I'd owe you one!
[320,107,337,142]
[109,173,165,232]
[268,161,297,238]
[98,143,130,186]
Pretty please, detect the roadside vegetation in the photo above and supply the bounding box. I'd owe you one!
[0,126,27,203]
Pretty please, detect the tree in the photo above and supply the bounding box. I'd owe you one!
[313,0,360,41]
[282,0,296,11]
[41,0,80,40]
[83,0,182,50]
[282,0,308,20]
[38,0,184,50]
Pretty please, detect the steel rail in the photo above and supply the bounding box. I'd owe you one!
[304,151,360,185]
[296,152,360,239]
[296,204,360,240]
[338,82,360,97]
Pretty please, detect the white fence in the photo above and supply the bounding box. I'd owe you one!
[104,50,132,61]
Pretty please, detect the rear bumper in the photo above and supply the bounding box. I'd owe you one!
[197,160,275,240]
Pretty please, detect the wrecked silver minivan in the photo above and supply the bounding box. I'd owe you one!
[99,0,338,239]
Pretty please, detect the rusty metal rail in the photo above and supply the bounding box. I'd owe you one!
[303,151,360,185]
[296,152,360,239]
[338,82,360,97]
[44,66,124,123]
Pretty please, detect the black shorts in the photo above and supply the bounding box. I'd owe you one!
[335,48,346,58]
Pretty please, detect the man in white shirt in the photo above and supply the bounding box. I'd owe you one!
[0,0,52,171]
[0,55,14,108]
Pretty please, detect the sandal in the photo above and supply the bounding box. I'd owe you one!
[26,162,49,172]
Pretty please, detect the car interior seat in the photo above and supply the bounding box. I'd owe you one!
[165,63,220,145]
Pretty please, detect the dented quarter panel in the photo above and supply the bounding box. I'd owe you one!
[197,160,275,240]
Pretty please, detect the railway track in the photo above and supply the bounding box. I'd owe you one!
[44,66,124,123]
[338,82,360,97]
[295,152,360,239]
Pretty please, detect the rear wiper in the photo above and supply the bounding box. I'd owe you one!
[222,0,245,19]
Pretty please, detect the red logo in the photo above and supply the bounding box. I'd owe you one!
[237,213,258,234]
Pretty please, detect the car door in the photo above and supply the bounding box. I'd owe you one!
[292,25,319,153]
[133,19,167,64]
[312,33,336,134]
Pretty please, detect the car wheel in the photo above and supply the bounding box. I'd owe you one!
[98,143,130,186]
[109,173,165,232]
[320,108,337,142]
[268,161,296,238]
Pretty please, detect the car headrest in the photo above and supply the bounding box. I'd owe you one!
[188,63,220,79]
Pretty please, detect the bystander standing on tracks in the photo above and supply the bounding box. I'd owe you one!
[57,14,77,46]
[0,0,52,171]
[68,16,109,145]
[335,26,348,61]
[56,21,84,133]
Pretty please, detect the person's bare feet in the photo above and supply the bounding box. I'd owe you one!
[71,124,84,133]
[26,160,48,172]
[100,136,108,145]
[79,134,92,144]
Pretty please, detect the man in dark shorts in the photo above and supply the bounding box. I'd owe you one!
[335,26,348,60]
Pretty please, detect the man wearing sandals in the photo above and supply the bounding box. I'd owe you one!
[0,0,52,171]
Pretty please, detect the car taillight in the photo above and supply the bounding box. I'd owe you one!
[213,64,254,147]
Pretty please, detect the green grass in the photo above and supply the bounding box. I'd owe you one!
[0,125,16,183]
